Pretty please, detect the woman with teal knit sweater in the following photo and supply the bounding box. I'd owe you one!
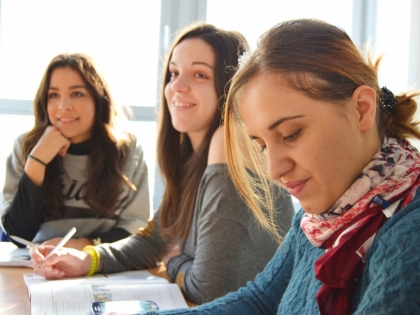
[32,19,420,314]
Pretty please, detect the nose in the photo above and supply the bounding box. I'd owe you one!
[170,74,190,93]
[58,97,73,111]
[266,146,293,182]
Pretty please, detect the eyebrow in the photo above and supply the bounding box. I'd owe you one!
[48,85,88,90]
[169,61,214,70]
[268,115,305,130]
[249,115,305,140]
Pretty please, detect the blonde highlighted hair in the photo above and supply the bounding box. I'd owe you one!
[225,19,420,237]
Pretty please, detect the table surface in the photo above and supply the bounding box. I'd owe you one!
[0,264,193,315]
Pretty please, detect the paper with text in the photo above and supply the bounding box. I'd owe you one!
[30,282,187,315]
[24,270,187,315]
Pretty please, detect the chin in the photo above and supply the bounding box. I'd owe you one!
[301,202,325,215]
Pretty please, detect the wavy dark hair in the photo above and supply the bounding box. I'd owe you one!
[23,53,132,220]
[157,23,248,243]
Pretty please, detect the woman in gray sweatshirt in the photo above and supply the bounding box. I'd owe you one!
[29,23,295,305]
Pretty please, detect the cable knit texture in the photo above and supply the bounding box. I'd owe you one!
[143,187,420,315]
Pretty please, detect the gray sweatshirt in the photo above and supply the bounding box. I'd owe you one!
[97,164,295,304]
[1,132,151,244]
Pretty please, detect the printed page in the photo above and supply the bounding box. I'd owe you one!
[31,283,93,315]
[24,270,168,298]
[30,282,188,315]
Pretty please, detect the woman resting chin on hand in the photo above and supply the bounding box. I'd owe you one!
[1,53,151,251]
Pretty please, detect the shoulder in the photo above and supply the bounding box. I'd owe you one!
[370,194,420,258]
[16,131,30,143]
[195,164,247,220]
[382,189,420,235]
[14,132,29,150]
[122,132,145,156]
[207,126,226,165]
[10,132,30,160]
[356,197,420,312]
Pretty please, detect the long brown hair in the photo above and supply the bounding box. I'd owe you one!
[157,23,248,243]
[24,53,132,220]
[225,18,420,236]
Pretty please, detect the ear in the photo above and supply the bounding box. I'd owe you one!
[351,85,377,132]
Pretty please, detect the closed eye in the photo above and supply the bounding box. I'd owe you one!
[251,138,266,153]
[284,129,301,141]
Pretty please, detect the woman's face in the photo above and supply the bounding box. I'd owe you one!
[47,67,96,144]
[239,73,371,214]
[164,38,218,150]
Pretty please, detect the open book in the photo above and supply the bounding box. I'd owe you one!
[24,270,188,315]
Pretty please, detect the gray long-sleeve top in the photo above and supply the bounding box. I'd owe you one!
[97,164,295,304]
[1,132,151,245]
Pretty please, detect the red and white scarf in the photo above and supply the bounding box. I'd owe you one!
[300,137,420,315]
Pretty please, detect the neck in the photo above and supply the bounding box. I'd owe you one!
[187,132,205,152]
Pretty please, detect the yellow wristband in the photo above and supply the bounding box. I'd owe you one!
[82,245,100,276]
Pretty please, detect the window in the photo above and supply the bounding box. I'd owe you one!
[0,0,162,205]
[207,0,353,49]
[0,0,161,107]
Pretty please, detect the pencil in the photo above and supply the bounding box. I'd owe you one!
[39,227,77,268]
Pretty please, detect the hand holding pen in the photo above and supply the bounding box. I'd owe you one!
[38,227,77,268]
[29,227,96,279]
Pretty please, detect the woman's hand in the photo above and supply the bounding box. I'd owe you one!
[31,126,71,161]
[42,237,93,251]
[30,245,91,279]
[25,126,71,185]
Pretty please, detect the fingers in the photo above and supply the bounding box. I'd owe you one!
[29,245,52,261]
[30,246,70,279]
[32,263,65,279]
[30,245,62,266]
[31,126,71,163]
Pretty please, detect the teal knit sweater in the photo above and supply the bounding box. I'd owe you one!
[145,188,420,315]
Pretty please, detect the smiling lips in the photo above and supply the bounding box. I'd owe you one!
[283,179,308,197]
[173,101,195,108]
[59,117,78,123]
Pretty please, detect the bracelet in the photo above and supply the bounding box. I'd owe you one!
[82,245,100,276]
[28,154,47,167]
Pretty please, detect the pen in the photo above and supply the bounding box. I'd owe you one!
[10,235,38,247]
[39,227,77,268]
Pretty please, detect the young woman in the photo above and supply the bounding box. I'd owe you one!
[1,53,151,250]
[29,24,295,305]
[129,19,419,314]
